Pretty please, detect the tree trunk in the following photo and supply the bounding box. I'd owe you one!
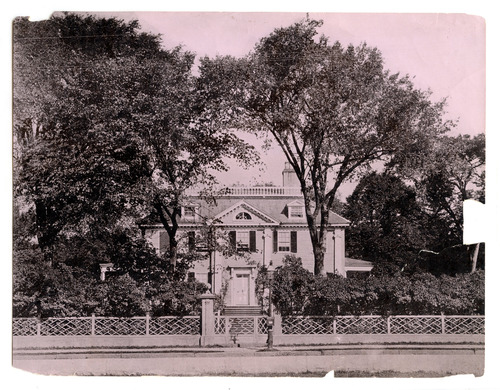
[470,243,480,273]
[154,202,180,269]
[169,235,178,268]
[313,244,325,275]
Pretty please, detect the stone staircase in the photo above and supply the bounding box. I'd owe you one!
[223,305,263,316]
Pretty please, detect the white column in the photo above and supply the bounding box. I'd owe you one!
[263,227,273,266]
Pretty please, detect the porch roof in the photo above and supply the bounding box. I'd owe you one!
[345,257,374,271]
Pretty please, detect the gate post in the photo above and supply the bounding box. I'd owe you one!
[200,293,216,346]
[91,314,95,336]
[274,313,282,336]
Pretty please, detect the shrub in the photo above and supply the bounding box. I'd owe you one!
[269,255,315,315]
[267,255,485,316]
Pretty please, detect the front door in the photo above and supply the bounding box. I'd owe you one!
[233,274,250,305]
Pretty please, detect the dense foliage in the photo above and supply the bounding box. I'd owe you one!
[344,139,485,275]
[262,256,484,316]
[202,17,452,274]
[13,224,208,317]
[12,14,485,318]
[13,14,217,317]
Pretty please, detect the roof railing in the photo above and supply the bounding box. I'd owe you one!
[186,187,303,197]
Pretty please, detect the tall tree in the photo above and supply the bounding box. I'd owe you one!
[13,14,255,267]
[204,18,452,274]
[125,52,255,266]
[13,15,162,259]
[418,134,485,272]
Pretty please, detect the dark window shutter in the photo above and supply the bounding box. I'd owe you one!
[291,231,297,253]
[159,231,169,254]
[249,230,256,252]
[273,230,278,253]
[229,231,236,250]
[188,231,196,251]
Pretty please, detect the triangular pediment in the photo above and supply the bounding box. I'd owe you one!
[286,199,304,207]
[212,200,279,225]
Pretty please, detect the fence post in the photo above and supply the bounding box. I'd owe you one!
[199,293,216,346]
[387,316,391,334]
[36,318,41,336]
[145,313,150,336]
[91,314,95,336]
[441,313,446,334]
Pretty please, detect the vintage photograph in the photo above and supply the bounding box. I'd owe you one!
[12,11,486,378]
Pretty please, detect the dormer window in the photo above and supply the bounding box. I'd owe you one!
[182,205,198,221]
[287,200,305,219]
[235,211,252,220]
[184,207,195,217]
[289,206,304,218]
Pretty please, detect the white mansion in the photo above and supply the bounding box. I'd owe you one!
[139,164,372,312]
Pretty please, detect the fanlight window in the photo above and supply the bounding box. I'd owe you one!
[235,211,252,220]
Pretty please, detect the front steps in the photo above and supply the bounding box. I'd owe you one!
[223,306,263,316]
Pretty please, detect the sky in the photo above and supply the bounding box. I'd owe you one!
[90,12,486,195]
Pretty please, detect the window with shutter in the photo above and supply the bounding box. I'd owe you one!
[278,231,291,252]
[236,231,250,251]
[291,231,297,253]
[188,231,196,251]
[249,230,256,252]
[273,230,278,252]
[229,231,236,251]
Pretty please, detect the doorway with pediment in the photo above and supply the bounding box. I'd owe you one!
[228,267,256,307]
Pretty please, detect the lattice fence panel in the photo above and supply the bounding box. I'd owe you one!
[40,317,92,336]
[94,317,146,335]
[12,318,38,336]
[390,316,442,334]
[336,316,387,334]
[445,316,485,334]
[150,317,200,335]
[282,316,334,335]
[214,317,226,334]
[257,317,268,334]
[228,317,255,335]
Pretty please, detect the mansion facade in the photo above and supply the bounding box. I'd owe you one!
[139,164,372,311]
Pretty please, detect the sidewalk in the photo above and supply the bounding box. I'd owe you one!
[12,343,485,377]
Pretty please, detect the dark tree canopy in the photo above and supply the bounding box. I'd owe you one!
[14,13,255,265]
[344,172,428,268]
[12,13,251,316]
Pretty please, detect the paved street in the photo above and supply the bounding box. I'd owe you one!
[12,344,484,377]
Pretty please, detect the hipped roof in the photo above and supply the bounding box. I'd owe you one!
[138,196,350,227]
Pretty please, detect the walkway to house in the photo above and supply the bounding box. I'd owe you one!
[13,342,484,377]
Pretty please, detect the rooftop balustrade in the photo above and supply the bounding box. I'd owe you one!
[186,186,303,197]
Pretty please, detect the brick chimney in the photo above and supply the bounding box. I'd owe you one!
[282,162,300,187]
